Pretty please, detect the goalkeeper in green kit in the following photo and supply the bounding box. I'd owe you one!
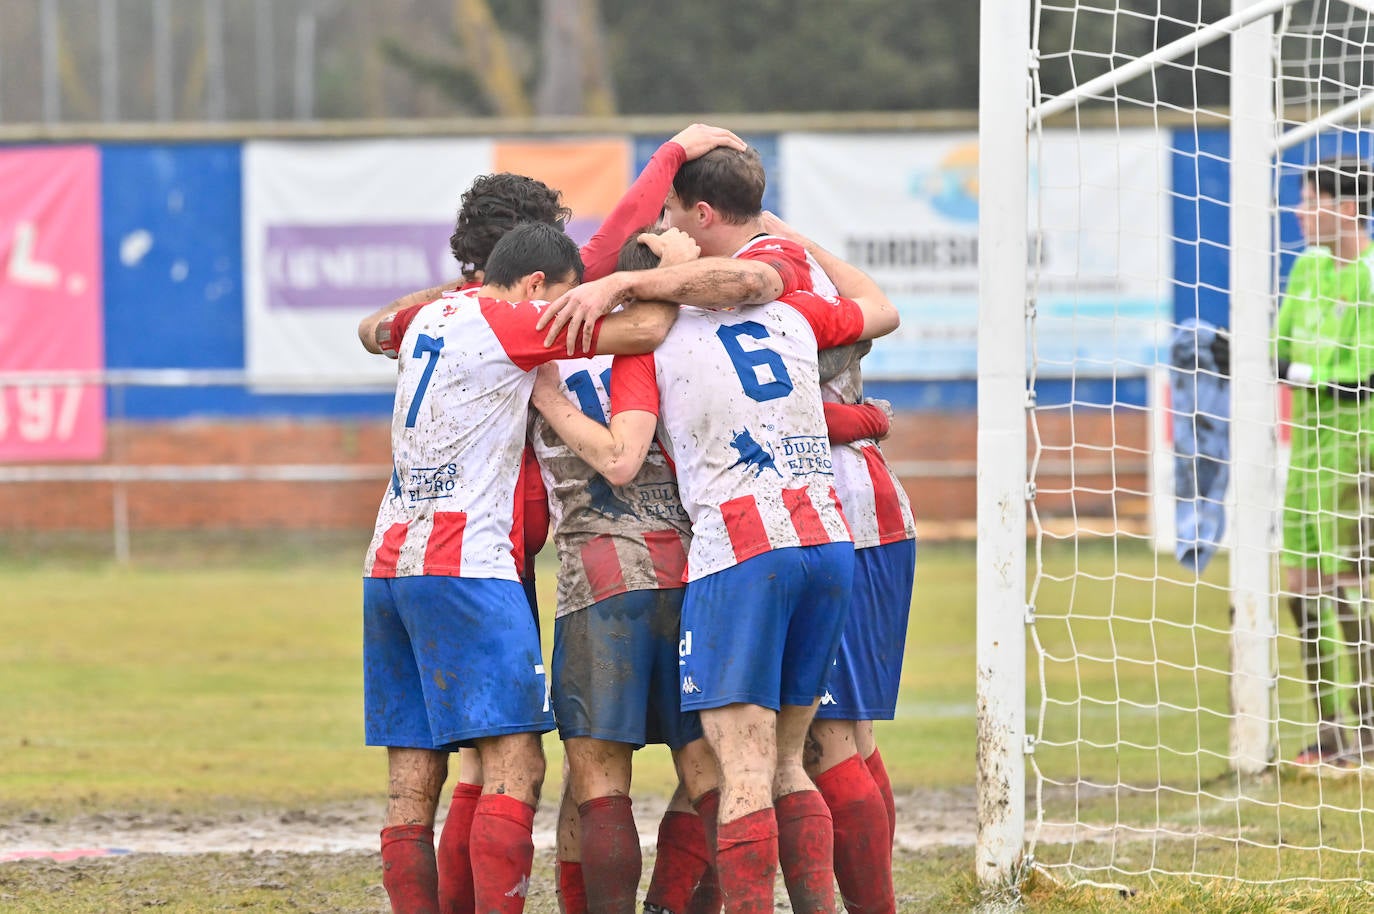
[1276,157,1374,769]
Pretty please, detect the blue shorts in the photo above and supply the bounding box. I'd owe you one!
[363,575,555,750]
[679,543,855,712]
[814,538,916,721]
[522,571,540,645]
[552,588,703,749]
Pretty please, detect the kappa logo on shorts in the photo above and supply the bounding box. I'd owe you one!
[820,691,837,706]
[682,675,702,695]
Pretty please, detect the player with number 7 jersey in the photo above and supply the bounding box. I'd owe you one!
[359,224,678,914]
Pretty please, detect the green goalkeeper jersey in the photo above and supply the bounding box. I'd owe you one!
[1275,242,1374,572]
[1275,243,1374,425]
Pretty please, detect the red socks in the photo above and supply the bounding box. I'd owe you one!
[469,794,536,914]
[381,824,440,914]
[774,790,836,914]
[556,859,588,914]
[437,782,481,914]
[864,748,896,850]
[714,808,778,914]
[578,795,642,914]
[815,754,894,914]
[644,810,712,914]
[685,790,723,914]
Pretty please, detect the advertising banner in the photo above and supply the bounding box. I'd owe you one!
[493,139,630,245]
[779,130,1172,379]
[0,146,103,460]
[243,138,636,391]
[243,138,494,390]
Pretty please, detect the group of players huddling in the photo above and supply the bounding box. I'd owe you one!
[354,123,917,914]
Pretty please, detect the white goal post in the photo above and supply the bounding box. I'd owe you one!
[977,0,1374,891]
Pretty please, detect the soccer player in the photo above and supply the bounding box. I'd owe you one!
[531,235,899,914]
[533,228,719,914]
[1275,157,1374,769]
[762,215,915,914]
[361,222,677,914]
[536,146,820,354]
[356,122,746,914]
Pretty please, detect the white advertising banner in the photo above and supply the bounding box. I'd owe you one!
[779,130,1172,379]
[243,138,493,390]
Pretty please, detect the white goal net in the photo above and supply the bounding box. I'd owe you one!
[978,0,1374,892]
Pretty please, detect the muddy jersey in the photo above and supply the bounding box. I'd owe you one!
[796,250,916,549]
[364,288,597,580]
[822,363,917,549]
[531,355,693,617]
[610,292,867,581]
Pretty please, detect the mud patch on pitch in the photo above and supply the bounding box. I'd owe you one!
[0,788,976,857]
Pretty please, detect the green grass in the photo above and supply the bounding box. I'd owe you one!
[0,538,977,815]
[6,535,1374,912]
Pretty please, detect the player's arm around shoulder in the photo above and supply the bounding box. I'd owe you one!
[357,281,460,354]
[763,212,897,341]
[529,363,657,486]
[591,300,679,355]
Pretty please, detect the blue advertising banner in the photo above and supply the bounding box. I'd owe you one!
[101,143,391,418]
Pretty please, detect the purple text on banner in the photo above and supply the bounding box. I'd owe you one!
[265,224,455,309]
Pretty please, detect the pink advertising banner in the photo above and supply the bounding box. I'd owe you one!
[0,146,103,461]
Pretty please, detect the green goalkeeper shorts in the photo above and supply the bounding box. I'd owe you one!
[1281,423,1369,575]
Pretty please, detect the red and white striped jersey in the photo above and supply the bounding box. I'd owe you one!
[610,292,867,581]
[822,363,916,549]
[364,287,598,580]
[531,355,693,617]
[791,243,915,548]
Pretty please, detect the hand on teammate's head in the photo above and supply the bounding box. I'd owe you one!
[671,123,748,161]
[641,228,700,267]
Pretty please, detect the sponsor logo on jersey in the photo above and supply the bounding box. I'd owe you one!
[682,675,702,694]
[727,428,782,478]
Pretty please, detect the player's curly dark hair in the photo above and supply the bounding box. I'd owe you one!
[450,173,573,281]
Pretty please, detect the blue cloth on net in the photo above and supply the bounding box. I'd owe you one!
[1170,318,1230,573]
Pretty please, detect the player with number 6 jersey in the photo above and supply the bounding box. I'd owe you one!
[532,226,898,914]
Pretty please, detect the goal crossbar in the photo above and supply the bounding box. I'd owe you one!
[1032,0,1296,125]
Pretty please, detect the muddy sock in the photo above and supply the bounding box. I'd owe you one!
[774,790,836,914]
[815,754,893,914]
[557,859,588,914]
[714,808,778,914]
[863,748,896,850]
[685,790,723,914]
[381,824,440,914]
[644,811,711,914]
[578,795,641,914]
[469,794,536,914]
[437,783,481,914]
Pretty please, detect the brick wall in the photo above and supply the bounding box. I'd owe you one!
[0,408,1152,537]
